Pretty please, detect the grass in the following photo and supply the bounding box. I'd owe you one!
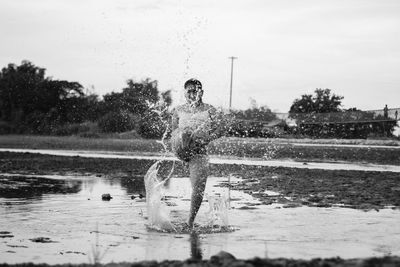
[0,134,399,152]
[0,135,163,153]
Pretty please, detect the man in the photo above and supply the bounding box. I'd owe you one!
[384,104,389,119]
[169,78,221,229]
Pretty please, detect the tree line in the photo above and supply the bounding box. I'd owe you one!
[287,89,398,138]
[0,61,397,139]
[0,61,170,138]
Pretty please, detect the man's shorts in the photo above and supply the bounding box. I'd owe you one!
[171,129,207,162]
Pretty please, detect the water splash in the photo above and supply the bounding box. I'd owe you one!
[206,193,230,227]
[144,161,175,232]
[143,99,177,232]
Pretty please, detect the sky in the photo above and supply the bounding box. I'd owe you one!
[1,0,399,112]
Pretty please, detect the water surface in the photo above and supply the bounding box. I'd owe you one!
[1,173,399,264]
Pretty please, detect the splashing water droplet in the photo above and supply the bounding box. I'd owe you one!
[206,193,229,227]
[144,161,175,232]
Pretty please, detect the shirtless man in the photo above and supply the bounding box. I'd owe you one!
[170,78,221,229]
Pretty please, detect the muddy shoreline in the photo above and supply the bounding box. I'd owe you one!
[1,151,399,210]
[1,135,400,165]
[1,151,400,266]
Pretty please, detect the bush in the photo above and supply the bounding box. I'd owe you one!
[98,111,135,133]
[52,122,98,136]
[0,121,15,134]
[21,111,52,134]
[137,111,166,139]
[79,131,101,138]
[226,121,284,138]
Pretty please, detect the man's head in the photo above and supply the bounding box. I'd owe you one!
[184,79,203,105]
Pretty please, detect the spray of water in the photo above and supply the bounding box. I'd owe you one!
[143,99,176,231]
[206,193,229,227]
[144,161,175,232]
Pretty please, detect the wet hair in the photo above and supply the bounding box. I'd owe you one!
[184,79,202,90]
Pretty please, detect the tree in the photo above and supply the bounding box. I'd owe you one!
[234,105,277,122]
[101,78,160,116]
[0,61,46,121]
[288,89,397,138]
[289,88,343,115]
[98,111,135,133]
[98,78,175,138]
[0,60,86,133]
[161,90,172,107]
[227,103,279,138]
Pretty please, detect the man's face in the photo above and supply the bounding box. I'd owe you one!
[184,84,202,104]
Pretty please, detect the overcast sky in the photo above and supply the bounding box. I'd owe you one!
[1,0,399,112]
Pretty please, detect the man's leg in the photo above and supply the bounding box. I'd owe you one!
[188,155,209,228]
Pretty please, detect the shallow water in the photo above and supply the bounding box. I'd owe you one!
[1,173,400,264]
[1,148,400,173]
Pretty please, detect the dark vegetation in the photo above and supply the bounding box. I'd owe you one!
[287,89,398,138]
[227,105,285,138]
[0,61,170,138]
[0,61,398,139]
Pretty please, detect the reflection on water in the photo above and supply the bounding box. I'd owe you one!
[120,175,146,195]
[0,175,82,199]
[190,232,202,260]
[0,173,400,264]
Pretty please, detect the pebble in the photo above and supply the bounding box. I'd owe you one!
[29,237,57,243]
[101,194,112,201]
[210,251,236,265]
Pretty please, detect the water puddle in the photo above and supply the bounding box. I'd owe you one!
[1,173,400,264]
[1,148,400,173]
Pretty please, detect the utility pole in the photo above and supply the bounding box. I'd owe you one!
[228,56,237,109]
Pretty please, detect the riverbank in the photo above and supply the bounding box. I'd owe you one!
[1,135,400,165]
